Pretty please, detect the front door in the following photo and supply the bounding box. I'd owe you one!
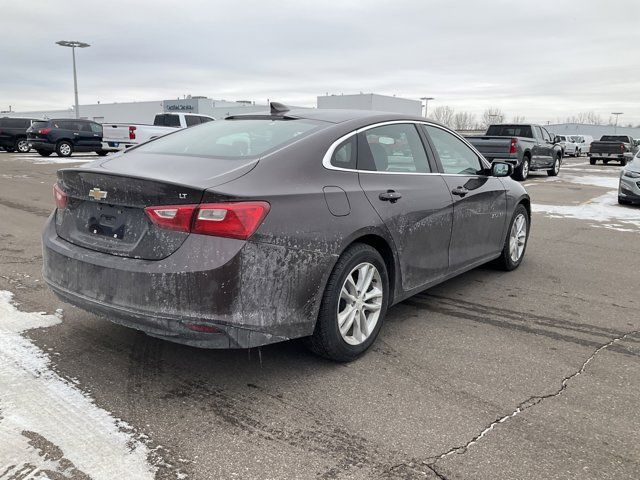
[422,125,507,270]
[356,123,453,291]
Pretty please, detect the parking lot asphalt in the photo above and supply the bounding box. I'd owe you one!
[0,152,638,480]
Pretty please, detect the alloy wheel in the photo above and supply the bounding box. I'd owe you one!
[509,214,527,263]
[522,159,529,179]
[17,140,30,153]
[337,262,383,346]
[59,143,71,156]
[553,158,560,174]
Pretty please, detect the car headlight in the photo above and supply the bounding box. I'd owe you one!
[623,170,640,179]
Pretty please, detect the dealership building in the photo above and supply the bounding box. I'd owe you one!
[2,93,424,124]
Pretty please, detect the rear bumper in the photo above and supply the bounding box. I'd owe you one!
[28,139,54,151]
[42,215,333,348]
[101,140,133,151]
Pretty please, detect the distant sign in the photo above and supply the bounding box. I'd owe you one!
[162,99,198,113]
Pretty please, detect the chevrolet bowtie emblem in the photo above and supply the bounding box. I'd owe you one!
[88,187,107,200]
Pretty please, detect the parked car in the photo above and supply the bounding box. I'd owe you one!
[588,135,638,165]
[618,150,640,205]
[573,135,593,155]
[101,112,214,151]
[556,135,580,157]
[467,124,563,180]
[27,119,108,157]
[42,105,531,361]
[0,117,38,153]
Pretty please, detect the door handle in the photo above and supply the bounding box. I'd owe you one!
[73,133,79,135]
[379,190,402,203]
[451,186,469,197]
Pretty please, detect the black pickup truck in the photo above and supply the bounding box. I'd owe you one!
[466,124,563,180]
[588,135,638,166]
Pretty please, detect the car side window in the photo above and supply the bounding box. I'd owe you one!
[199,116,213,123]
[357,124,430,173]
[542,128,552,142]
[330,136,357,169]
[185,116,200,127]
[534,126,544,139]
[423,125,483,175]
[90,123,102,134]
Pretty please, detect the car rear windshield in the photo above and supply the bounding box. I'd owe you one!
[31,121,48,130]
[133,118,325,158]
[600,135,628,142]
[486,125,533,138]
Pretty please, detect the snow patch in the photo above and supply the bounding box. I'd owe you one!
[533,191,640,232]
[0,290,156,479]
[561,174,619,189]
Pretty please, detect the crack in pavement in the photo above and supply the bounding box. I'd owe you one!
[421,329,640,473]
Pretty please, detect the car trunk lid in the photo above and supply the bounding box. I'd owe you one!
[55,152,258,260]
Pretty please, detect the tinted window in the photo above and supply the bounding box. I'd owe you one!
[154,114,181,128]
[330,136,356,169]
[199,116,213,123]
[358,124,430,173]
[185,116,200,127]
[2,118,30,128]
[424,125,483,175]
[31,121,48,130]
[90,123,103,134]
[600,135,629,142]
[134,119,323,158]
[486,124,533,138]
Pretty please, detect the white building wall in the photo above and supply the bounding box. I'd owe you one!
[317,93,422,116]
[547,123,640,140]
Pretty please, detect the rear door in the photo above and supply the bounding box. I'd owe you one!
[422,124,507,270]
[356,122,453,291]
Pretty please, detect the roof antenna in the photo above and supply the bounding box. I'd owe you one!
[270,102,289,115]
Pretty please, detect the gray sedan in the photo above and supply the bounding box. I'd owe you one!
[619,151,640,205]
[42,105,530,361]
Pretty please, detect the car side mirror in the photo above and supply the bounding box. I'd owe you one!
[491,162,513,177]
[553,136,560,143]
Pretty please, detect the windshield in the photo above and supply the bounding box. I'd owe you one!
[600,135,628,142]
[134,118,325,158]
[485,125,533,138]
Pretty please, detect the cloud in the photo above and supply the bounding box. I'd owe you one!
[1,0,639,123]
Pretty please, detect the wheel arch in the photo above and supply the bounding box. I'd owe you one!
[339,233,398,305]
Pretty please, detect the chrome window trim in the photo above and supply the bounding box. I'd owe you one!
[322,120,491,175]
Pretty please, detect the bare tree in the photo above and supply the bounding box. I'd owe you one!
[511,115,526,123]
[480,107,505,128]
[565,111,604,125]
[429,106,455,127]
[452,111,477,130]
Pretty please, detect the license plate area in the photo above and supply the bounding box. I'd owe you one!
[88,204,126,239]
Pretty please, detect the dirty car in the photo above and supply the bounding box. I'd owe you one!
[42,104,531,361]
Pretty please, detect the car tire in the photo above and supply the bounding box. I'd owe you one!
[576,148,581,157]
[618,196,632,205]
[590,158,596,165]
[4,146,15,153]
[513,156,530,181]
[603,159,609,165]
[493,204,529,271]
[36,150,52,157]
[95,150,109,156]
[56,141,73,157]
[15,138,30,153]
[620,159,627,166]
[547,154,561,176]
[306,243,389,362]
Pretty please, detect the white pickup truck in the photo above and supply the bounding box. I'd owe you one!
[101,112,214,151]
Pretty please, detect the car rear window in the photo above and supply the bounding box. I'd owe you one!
[600,136,628,142]
[133,119,325,158]
[154,114,182,127]
[486,125,533,138]
[31,121,48,130]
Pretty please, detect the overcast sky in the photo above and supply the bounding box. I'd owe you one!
[2,0,640,124]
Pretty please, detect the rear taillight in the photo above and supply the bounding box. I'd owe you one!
[39,128,52,135]
[129,126,136,140]
[144,201,270,240]
[509,138,518,155]
[53,183,67,209]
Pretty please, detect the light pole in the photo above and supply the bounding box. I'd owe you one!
[56,41,90,119]
[611,112,623,133]
[420,97,434,118]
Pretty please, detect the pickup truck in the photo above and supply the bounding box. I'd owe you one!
[101,112,214,151]
[588,135,638,166]
[556,135,580,157]
[466,124,563,180]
